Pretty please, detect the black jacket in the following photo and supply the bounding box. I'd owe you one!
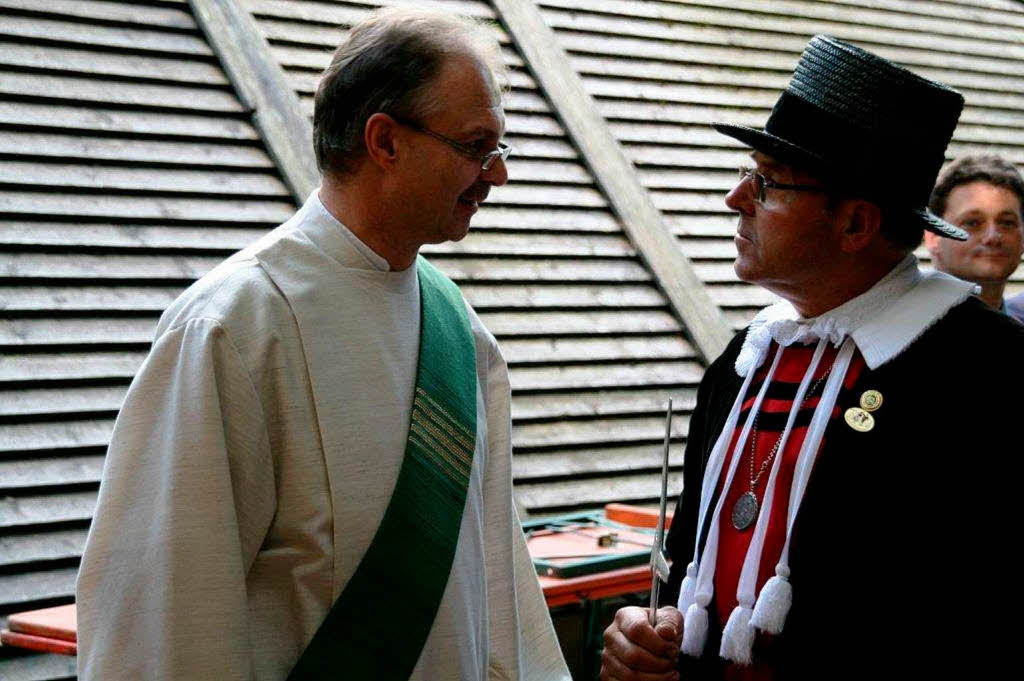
[663,297,1024,679]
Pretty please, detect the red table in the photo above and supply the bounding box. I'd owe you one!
[1,604,77,656]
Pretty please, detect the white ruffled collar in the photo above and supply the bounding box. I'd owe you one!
[735,255,977,375]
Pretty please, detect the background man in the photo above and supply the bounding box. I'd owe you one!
[76,7,569,680]
[600,35,1023,680]
[925,154,1024,322]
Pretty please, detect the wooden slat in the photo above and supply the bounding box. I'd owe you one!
[468,206,620,232]
[479,310,677,336]
[0,14,213,57]
[0,567,79,607]
[0,192,295,223]
[0,352,145,383]
[511,387,697,421]
[666,213,739,237]
[0,222,268,250]
[608,121,743,149]
[428,257,652,283]
[583,76,778,110]
[0,101,261,140]
[723,308,760,330]
[0,162,289,196]
[500,335,691,364]
[0,40,228,86]
[514,442,685,479]
[0,286,185,313]
[637,167,737,191]
[650,191,735,214]
[499,135,578,159]
[0,131,275,168]
[0,455,105,490]
[513,414,690,450]
[623,145,748,170]
[0,318,157,347]
[460,283,665,310]
[484,184,608,208]
[515,471,684,511]
[0,0,199,30]
[708,285,779,309]
[500,159,591,184]
[426,232,632,258]
[0,72,245,113]
[0,491,97,530]
[0,386,127,418]
[0,529,88,569]
[0,654,77,681]
[509,360,704,392]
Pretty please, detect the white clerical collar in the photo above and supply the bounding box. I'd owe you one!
[736,254,976,375]
[306,191,392,272]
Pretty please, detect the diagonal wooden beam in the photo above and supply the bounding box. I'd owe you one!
[188,0,318,203]
[490,0,733,363]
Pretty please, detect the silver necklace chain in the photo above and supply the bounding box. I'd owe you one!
[747,363,834,492]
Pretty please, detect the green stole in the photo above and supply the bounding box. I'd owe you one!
[288,257,478,680]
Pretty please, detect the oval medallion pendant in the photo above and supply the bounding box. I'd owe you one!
[731,491,759,531]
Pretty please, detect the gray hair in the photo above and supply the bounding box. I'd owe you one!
[312,5,506,176]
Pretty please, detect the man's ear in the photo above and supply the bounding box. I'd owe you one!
[837,199,883,254]
[363,113,400,170]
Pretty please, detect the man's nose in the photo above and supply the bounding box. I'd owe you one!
[481,156,508,187]
[981,220,1004,246]
[725,178,755,215]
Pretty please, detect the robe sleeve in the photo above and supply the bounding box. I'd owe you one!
[76,317,276,681]
[478,337,571,681]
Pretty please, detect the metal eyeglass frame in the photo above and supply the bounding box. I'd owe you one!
[393,116,511,171]
[738,166,829,204]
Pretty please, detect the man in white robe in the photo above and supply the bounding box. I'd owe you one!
[76,7,570,680]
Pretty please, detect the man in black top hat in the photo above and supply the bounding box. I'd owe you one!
[600,35,1024,681]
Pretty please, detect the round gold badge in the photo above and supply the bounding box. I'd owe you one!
[844,407,875,433]
[859,390,883,412]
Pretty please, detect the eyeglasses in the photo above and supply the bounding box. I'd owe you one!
[738,166,828,205]
[393,116,511,171]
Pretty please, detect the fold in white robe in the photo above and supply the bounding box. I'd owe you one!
[76,192,570,681]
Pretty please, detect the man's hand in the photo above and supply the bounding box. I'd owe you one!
[600,605,683,681]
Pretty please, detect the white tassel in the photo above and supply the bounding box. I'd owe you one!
[681,602,709,656]
[750,567,792,634]
[719,604,755,665]
[676,562,698,612]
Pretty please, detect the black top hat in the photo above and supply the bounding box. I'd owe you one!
[714,35,967,240]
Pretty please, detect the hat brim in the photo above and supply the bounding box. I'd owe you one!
[712,122,968,241]
[713,122,832,180]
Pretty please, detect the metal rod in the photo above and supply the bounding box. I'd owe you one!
[649,398,673,626]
